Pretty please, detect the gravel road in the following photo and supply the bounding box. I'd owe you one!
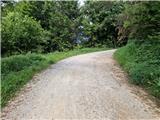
[2,49,160,120]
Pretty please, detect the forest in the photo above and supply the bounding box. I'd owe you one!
[1,1,160,107]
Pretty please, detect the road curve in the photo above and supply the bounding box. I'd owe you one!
[2,49,160,120]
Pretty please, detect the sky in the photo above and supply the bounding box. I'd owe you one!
[79,0,85,6]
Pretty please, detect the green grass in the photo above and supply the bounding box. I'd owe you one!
[1,47,109,107]
[114,42,160,98]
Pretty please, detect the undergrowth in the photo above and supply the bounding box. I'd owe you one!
[114,41,160,98]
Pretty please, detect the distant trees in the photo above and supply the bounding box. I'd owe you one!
[80,1,124,47]
[80,1,160,47]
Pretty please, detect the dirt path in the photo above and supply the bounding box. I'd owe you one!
[2,50,160,120]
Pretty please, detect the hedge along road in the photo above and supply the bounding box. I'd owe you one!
[2,49,160,120]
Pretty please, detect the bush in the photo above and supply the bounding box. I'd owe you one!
[1,12,47,56]
[114,41,160,98]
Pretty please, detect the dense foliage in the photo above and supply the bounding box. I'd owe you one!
[1,12,47,56]
[1,1,80,56]
[2,1,159,55]
[80,1,124,47]
[115,1,160,98]
[123,1,160,40]
[115,42,160,98]
[1,1,125,56]
[15,1,80,52]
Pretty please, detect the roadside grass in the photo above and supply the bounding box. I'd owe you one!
[1,47,109,107]
[114,42,160,99]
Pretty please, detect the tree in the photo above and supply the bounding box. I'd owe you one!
[1,12,47,56]
[15,1,80,51]
[80,1,124,47]
[122,1,160,42]
[1,0,16,17]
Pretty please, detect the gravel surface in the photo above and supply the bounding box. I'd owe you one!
[2,49,160,120]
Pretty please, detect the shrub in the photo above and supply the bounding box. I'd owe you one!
[1,12,47,56]
[114,41,160,98]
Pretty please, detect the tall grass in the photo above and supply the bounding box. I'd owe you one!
[114,42,160,98]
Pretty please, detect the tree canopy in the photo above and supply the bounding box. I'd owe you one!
[1,1,160,56]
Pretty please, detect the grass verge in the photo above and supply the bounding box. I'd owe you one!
[1,47,109,107]
[114,42,160,99]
